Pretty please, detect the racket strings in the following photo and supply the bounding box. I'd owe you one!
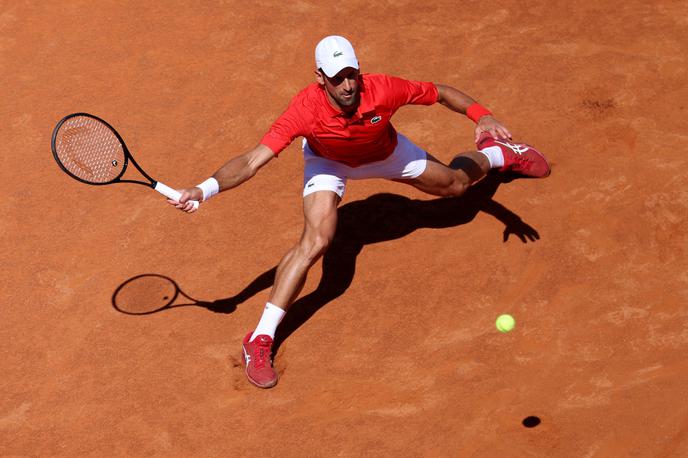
[54,116,125,184]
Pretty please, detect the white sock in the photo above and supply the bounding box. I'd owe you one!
[478,145,505,169]
[250,302,286,341]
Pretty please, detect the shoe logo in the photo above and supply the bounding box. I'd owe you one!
[243,347,251,365]
[370,115,382,124]
[496,140,529,155]
[333,51,343,57]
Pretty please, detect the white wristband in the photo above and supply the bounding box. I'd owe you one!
[196,177,220,201]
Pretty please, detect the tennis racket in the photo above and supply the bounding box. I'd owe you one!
[51,113,199,209]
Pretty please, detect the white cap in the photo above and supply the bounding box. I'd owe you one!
[315,35,359,77]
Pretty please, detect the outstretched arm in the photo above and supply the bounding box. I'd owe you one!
[170,144,275,213]
[436,84,512,142]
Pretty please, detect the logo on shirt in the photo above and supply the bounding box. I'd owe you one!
[333,51,343,57]
[371,115,382,124]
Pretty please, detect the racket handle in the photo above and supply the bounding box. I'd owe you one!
[154,181,200,210]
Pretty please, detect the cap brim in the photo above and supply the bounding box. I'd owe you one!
[321,58,359,78]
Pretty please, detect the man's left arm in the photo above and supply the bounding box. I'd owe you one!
[435,84,512,142]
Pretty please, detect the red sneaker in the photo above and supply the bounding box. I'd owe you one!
[241,332,278,388]
[477,132,551,178]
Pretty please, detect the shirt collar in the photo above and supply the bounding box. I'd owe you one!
[319,88,341,117]
[321,75,375,119]
[356,76,375,115]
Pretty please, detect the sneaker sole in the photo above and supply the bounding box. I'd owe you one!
[523,145,551,178]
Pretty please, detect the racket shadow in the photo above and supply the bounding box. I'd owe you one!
[111,272,275,316]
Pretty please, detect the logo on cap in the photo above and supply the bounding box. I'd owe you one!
[333,51,343,57]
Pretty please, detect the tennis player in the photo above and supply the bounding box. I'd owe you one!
[170,35,551,388]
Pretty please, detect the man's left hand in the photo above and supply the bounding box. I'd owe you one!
[475,115,512,142]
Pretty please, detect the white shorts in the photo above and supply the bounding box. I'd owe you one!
[302,133,428,198]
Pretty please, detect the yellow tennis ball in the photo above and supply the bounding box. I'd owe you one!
[496,314,516,333]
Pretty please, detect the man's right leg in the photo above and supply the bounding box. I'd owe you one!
[269,190,340,308]
[242,190,340,388]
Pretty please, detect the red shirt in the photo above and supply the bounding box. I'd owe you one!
[260,73,439,167]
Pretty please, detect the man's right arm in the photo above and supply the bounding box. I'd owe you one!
[173,89,306,213]
[211,144,276,192]
[171,144,275,212]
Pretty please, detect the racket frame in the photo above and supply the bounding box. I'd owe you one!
[51,112,199,209]
[52,112,158,188]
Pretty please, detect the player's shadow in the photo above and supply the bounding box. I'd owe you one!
[272,170,539,352]
[112,170,541,350]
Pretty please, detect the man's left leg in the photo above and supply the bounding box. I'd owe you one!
[396,135,551,197]
[395,151,490,197]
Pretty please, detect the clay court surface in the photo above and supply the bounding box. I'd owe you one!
[2,1,688,456]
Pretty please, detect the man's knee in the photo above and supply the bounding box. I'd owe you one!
[299,232,333,264]
[299,190,339,263]
[409,158,472,197]
[439,177,469,197]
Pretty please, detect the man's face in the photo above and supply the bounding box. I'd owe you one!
[316,67,360,109]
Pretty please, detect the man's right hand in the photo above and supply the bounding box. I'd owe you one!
[167,187,203,213]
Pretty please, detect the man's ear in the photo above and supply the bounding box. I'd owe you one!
[315,69,326,86]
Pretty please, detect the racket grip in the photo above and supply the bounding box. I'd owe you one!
[154,181,200,210]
